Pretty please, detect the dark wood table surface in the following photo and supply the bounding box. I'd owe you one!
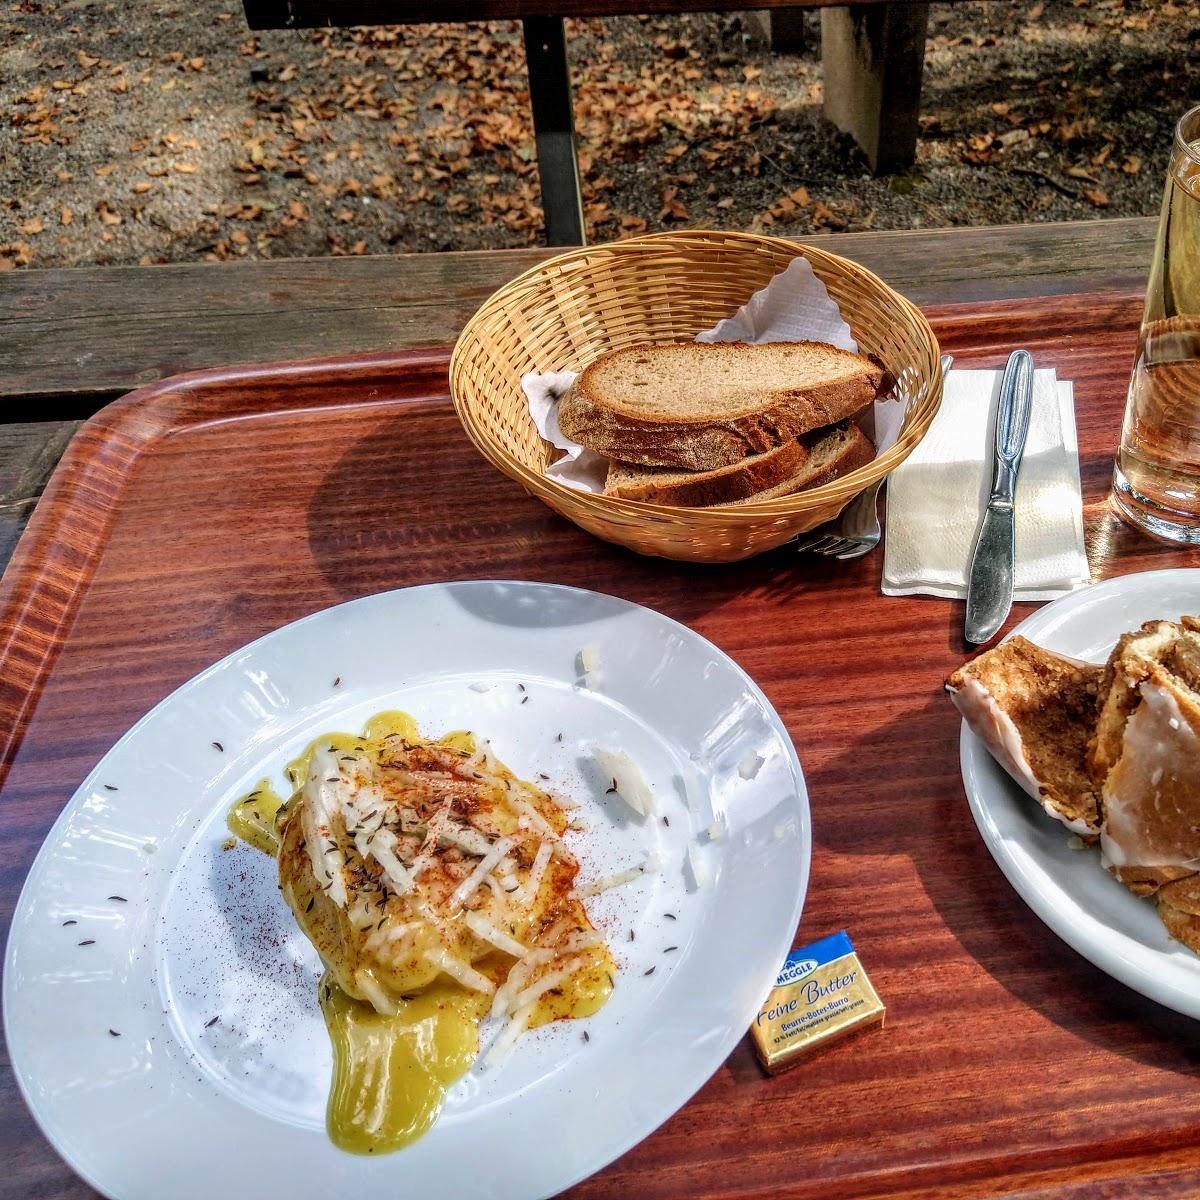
[5,217,1200,1200]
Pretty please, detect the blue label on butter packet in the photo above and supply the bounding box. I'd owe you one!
[775,930,853,987]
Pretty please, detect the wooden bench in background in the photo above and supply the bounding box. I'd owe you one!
[0,216,1157,578]
[242,0,939,243]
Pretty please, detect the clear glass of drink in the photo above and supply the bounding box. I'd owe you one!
[1112,104,1200,542]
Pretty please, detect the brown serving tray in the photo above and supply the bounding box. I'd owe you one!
[2,292,1199,1200]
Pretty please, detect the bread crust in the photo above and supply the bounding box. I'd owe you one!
[719,423,876,506]
[603,437,809,506]
[558,341,886,471]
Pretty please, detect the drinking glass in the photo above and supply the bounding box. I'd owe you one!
[1112,104,1200,542]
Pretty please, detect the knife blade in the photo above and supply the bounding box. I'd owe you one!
[965,349,1035,644]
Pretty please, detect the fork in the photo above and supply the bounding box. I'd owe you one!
[795,354,954,559]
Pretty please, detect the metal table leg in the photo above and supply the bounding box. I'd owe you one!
[522,16,585,246]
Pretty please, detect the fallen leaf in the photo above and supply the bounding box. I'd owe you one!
[97,201,122,226]
[0,241,34,267]
[60,207,73,225]
[110,77,128,94]
[1028,1,1045,18]
[1122,155,1142,174]
[658,185,688,221]
[1084,188,1111,207]
[19,216,44,235]
[334,208,354,222]
[173,162,198,174]
[77,51,100,68]
[189,57,205,70]
[132,181,152,193]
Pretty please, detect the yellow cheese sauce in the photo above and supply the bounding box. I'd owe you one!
[227,710,614,1154]
[319,975,491,1154]
[226,780,287,856]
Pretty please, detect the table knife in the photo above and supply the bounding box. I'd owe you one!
[964,349,1035,644]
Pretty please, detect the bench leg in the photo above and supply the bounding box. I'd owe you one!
[746,8,807,53]
[522,16,585,246]
[820,3,930,176]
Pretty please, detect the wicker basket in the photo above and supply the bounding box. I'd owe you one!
[450,230,941,563]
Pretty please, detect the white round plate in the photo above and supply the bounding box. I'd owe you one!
[4,581,809,1200]
[960,567,1200,1019]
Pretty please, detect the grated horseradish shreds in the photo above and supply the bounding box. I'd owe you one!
[367,828,416,896]
[515,840,554,907]
[512,793,559,840]
[301,745,349,907]
[280,719,634,1073]
[425,946,497,995]
[484,1001,535,1069]
[592,746,655,816]
[449,835,516,911]
[574,863,649,898]
[491,930,605,1019]
[355,969,399,1016]
[464,911,528,959]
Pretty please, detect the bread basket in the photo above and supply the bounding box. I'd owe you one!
[449,229,941,563]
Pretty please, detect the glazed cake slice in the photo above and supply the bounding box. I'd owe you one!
[946,636,1103,836]
[1094,618,1200,952]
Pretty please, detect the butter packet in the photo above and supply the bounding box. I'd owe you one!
[751,930,884,1074]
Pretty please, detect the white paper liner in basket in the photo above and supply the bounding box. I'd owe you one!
[522,257,907,494]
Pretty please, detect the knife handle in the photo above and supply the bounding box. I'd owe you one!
[990,349,1034,504]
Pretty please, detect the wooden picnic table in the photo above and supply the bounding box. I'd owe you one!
[0,217,1158,572]
[6,215,1200,1200]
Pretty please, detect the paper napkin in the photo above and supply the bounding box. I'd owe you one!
[521,257,908,494]
[882,368,1090,600]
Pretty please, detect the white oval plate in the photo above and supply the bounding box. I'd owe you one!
[3,581,809,1200]
[960,567,1200,1019]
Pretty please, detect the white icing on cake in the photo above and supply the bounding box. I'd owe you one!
[1100,679,1200,871]
[950,679,1095,837]
[950,680,1042,799]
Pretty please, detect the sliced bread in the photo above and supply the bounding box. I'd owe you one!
[558,341,888,471]
[603,437,809,506]
[718,422,876,506]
